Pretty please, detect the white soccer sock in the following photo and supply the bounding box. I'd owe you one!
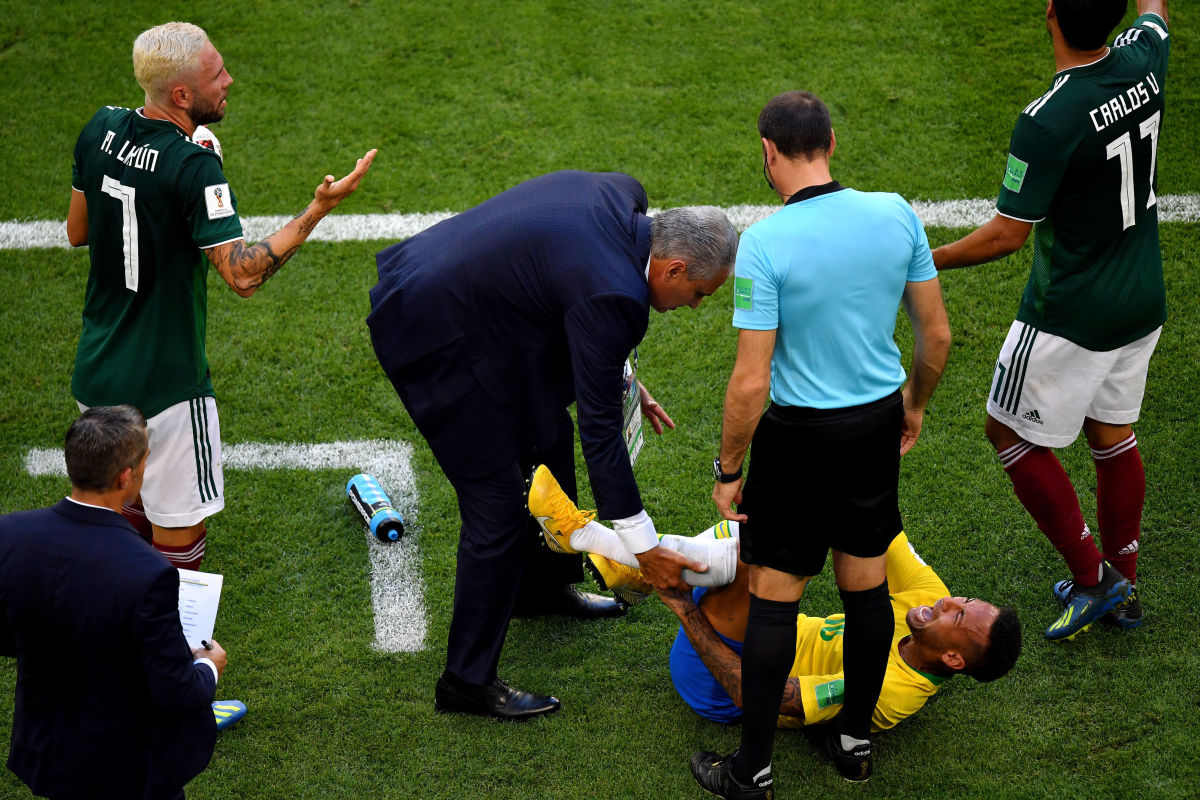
[690,519,740,542]
[656,534,738,586]
[569,521,641,568]
[568,520,741,586]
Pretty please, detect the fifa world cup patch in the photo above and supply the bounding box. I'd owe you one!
[204,183,235,220]
[1003,154,1029,193]
[734,276,754,311]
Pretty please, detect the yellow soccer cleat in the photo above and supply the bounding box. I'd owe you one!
[527,464,594,554]
[585,553,651,607]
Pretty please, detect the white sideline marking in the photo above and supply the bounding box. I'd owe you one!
[25,439,426,654]
[4,194,1198,249]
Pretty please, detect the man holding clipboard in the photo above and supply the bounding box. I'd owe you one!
[0,406,241,800]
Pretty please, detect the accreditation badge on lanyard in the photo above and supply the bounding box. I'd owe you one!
[621,349,644,467]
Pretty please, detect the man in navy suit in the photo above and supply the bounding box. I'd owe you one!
[0,406,228,800]
[368,170,738,719]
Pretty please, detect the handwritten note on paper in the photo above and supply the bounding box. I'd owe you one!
[177,569,224,650]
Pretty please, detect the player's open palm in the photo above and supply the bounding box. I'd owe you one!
[315,149,377,210]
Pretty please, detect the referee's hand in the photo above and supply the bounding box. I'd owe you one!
[900,398,925,456]
[712,480,747,523]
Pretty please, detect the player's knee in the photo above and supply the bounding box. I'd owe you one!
[152,521,206,547]
[984,414,1022,451]
[1082,418,1133,449]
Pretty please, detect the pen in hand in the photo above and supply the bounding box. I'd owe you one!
[201,640,214,651]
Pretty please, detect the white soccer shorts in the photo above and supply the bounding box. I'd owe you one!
[78,396,225,527]
[986,322,1161,448]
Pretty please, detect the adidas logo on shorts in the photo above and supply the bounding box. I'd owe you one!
[1022,409,1044,424]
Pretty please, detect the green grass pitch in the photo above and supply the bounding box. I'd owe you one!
[1,1,1197,798]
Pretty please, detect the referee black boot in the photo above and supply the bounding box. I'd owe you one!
[689,750,774,800]
[825,730,872,782]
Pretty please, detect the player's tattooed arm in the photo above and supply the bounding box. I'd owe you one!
[205,237,300,297]
[293,207,321,238]
[205,149,378,298]
[778,677,806,721]
[659,586,808,721]
[660,585,806,721]
[659,587,746,707]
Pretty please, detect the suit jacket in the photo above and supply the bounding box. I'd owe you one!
[368,170,652,519]
[0,500,217,800]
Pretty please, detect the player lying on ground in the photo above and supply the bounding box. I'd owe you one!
[662,532,1021,732]
[528,464,1022,732]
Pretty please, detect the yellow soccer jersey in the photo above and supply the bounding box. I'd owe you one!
[778,532,951,731]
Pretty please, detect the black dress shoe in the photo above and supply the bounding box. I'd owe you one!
[513,585,628,619]
[434,672,560,721]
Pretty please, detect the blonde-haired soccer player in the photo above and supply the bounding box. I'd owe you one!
[68,21,375,570]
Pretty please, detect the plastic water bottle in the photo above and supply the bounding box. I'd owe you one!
[346,473,405,542]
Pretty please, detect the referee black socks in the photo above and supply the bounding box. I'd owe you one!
[837,579,892,741]
[735,593,800,783]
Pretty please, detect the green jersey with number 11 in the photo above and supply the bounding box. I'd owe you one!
[996,13,1169,352]
[71,106,243,418]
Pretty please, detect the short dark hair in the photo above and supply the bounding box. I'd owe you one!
[757,91,833,160]
[966,606,1022,683]
[1055,0,1128,51]
[64,406,148,492]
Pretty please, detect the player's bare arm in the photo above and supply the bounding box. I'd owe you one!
[205,149,377,297]
[899,278,951,455]
[658,585,806,719]
[713,328,774,521]
[66,189,88,247]
[931,213,1032,271]
[776,677,806,720]
[659,586,746,706]
[1139,0,1168,25]
[206,238,297,296]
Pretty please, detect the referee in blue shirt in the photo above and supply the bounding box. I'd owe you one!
[692,92,952,798]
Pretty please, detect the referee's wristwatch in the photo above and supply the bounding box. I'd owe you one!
[712,456,743,484]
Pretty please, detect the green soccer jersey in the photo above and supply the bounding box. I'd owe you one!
[71,106,243,418]
[996,13,1169,352]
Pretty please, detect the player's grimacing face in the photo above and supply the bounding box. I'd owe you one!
[188,42,233,127]
[906,596,999,656]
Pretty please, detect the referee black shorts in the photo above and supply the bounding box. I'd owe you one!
[738,390,904,577]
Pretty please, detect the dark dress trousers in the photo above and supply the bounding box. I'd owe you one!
[368,170,652,683]
[0,500,217,800]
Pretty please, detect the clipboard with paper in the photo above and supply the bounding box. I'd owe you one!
[177,568,223,650]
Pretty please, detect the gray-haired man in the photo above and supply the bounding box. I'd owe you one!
[368,170,738,720]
